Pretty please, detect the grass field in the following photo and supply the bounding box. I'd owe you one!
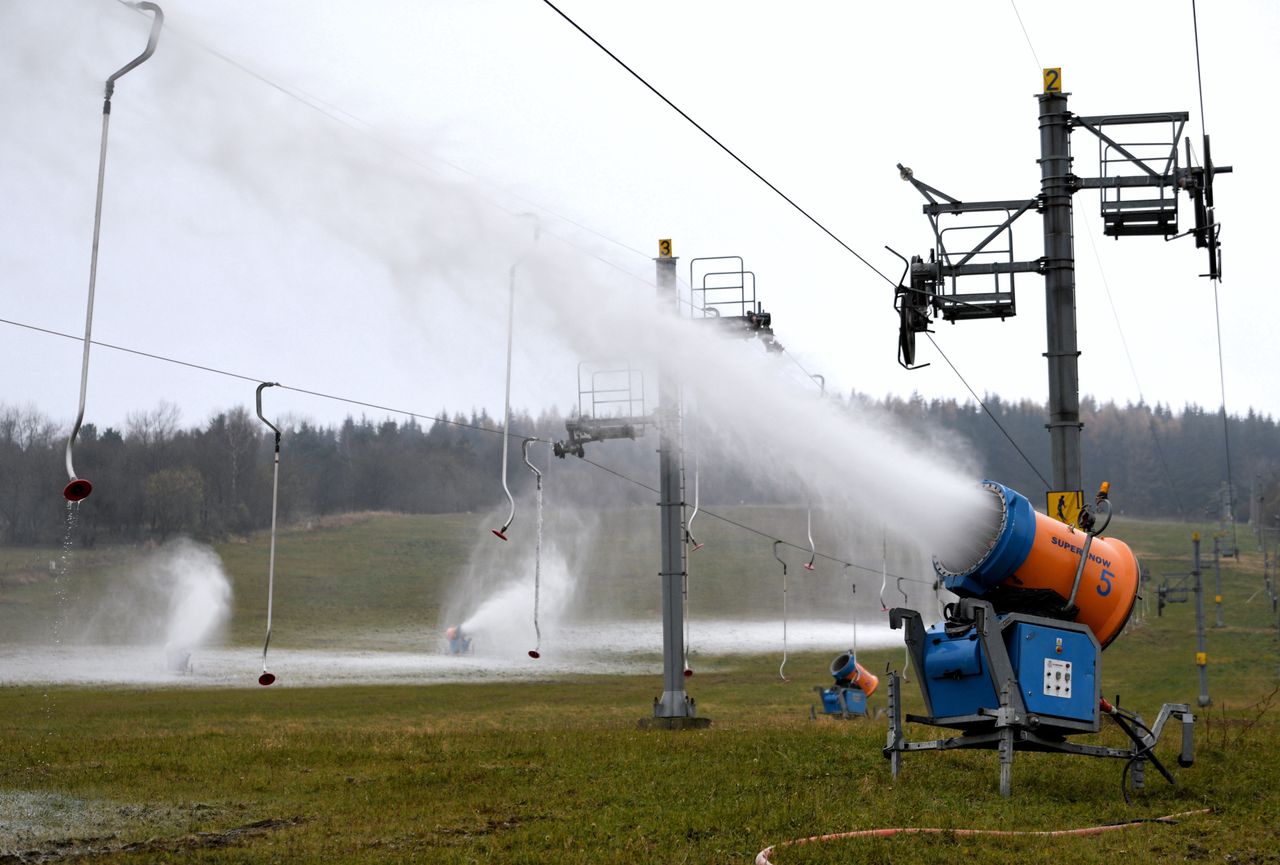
[2,509,1278,863]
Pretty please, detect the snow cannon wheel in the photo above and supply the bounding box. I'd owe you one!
[258,672,276,686]
[63,478,93,502]
[527,649,540,659]
[492,529,508,541]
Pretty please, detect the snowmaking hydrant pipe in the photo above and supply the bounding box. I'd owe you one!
[63,2,164,503]
[686,448,703,552]
[521,437,543,659]
[803,506,816,571]
[774,541,789,681]
[802,374,824,571]
[256,382,281,686]
[492,261,518,540]
[493,216,539,540]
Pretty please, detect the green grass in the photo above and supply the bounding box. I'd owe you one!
[2,509,1279,862]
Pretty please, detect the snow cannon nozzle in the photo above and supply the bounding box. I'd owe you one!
[63,478,93,502]
[258,672,276,687]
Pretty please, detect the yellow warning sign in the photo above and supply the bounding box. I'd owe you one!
[1047,490,1084,525]
[1043,67,1062,93]
[1195,651,1208,666]
[657,238,673,258]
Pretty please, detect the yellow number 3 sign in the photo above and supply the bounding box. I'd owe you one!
[658,238,673,257]
[1043,67,1062,93]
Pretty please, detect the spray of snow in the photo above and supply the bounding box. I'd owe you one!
[79,537,232,670]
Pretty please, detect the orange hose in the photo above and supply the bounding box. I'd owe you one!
[754,809,1210,865]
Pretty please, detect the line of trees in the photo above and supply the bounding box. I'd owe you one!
[1,396,1277,547]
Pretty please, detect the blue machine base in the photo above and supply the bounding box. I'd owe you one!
[915,613,1098,729]
[818,686,868,717]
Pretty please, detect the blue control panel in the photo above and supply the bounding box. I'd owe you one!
[1005,622,1096,722]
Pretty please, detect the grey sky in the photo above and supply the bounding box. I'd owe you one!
[2,0,1275,433]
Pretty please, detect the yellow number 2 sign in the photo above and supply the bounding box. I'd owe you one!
[1043,67,1062,93]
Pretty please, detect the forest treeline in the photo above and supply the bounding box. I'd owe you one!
[1,395,1277,546]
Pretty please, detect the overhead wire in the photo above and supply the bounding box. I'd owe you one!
[0,316,547,442]
[1190,0,1238,550]
[539,0,895,288]
[1008,0,1042,71]
[925,334,1051,489]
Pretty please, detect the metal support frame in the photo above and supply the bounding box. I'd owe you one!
[688,256,783,351]
[552,244,710,728]
[894,89,1230,493]
[886,598,1194,796]
[652,254,700,722]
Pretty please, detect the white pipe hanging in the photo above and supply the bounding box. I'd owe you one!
[773,541,790,682]
[64,3,164,503]
[521,438,544,659]
[493,216,539,540]
[255,382,281,686]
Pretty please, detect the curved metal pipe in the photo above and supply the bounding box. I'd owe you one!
[493,262,518,540]
[878,532,890,611]
[773,540,789,681]
[521,437,543,658]
[107,3,165,92]
[686,448,703,551]
[255,382,281,686]
[493,216,539,539]
[804,506,816,571]
[64,2,164,503]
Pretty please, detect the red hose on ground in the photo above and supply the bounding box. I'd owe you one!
[754,809,1211,865]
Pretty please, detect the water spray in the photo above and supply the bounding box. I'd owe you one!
[521,437,543,659]
[255,382,281,686]
[63,2,165,503]
[773,541,789,682]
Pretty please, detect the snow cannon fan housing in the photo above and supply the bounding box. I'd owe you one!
[933,481,1138,648]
